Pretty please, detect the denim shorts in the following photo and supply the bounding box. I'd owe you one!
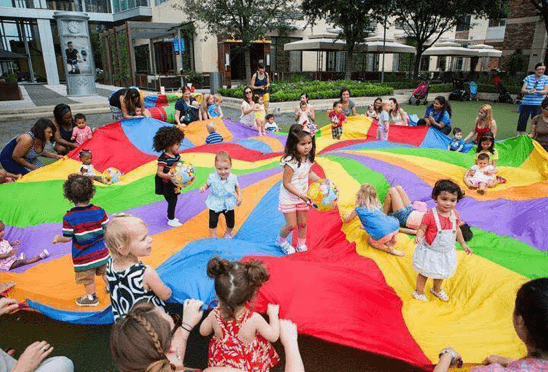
[392,205,413,227]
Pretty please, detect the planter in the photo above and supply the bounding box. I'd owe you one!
[0,82,22,101]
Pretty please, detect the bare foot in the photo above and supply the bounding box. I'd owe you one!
[0,282,16,293]
[390,249,405,257]
[477,189,485,195]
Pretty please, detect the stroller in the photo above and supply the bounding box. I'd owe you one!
[494,77,514,104]
[449,77,467,101]
[468,81,478,101]
[409,80,430,105]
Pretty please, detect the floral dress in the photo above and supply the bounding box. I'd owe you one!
[208,307,280,372]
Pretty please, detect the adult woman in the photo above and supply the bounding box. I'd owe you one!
[294,93,315,124]
[0,118,62,175]
[109,87,151,120]
[464,104,497,143]
[529,97,548,151]
[240,87,256,127]
[175,87,201,126]
[388,98,409,126]
[517,62,548,135]
[366,97,383,120]
[111,300,305,372]
[250,63,270,111]
[433,278,548,372]
[51,103,77,155]
[417,96,452,135]
[339,88,357,117]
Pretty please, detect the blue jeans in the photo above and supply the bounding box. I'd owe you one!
[517,105,540,132]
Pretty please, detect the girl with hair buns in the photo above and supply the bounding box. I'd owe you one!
[433,277,548,371]
[200,257,280,372]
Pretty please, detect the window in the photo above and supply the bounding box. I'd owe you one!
[488,18,506,27]
[456,15,471,32]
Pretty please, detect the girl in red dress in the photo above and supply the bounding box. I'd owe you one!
[200,257,280,372]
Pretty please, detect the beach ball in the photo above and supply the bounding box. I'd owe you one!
[170,161,195,189]
[102,167,123,184]
[307,179,339,211]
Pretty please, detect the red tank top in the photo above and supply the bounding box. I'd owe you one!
[475,122,491,141]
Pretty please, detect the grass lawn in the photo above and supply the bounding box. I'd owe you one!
[309,101,520,140]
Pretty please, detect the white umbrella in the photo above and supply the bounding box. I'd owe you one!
[283,38,348,51]
[365,41,416,54]
[423,46,479,57]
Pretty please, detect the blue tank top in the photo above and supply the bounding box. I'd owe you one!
[59,122,75,143]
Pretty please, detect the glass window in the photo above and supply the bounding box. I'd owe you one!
[488,18,506,27]
[456,15,471,31]
[85,0,110,13]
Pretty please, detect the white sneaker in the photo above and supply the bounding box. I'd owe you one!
[277,240,296,255]
[296,245,308,253]
[167,219,182,227]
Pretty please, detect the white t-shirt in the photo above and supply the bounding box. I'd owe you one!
[265,121,279,131]
[240,100,255,127]
[81,164,95,177]
[470,164,495,182]
[279,156,312,205]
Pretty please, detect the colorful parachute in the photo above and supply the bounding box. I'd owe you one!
[1,114,547,370]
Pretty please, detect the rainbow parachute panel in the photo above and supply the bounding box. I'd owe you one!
[1,114,548,370]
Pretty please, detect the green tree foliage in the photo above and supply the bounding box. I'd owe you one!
[179,0,296,82]
[508,50,528,75]
[301,0,380,79]
[390,0,506,77]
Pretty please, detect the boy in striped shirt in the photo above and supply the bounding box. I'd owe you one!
[205,121,223,144]
[53,174,109,307]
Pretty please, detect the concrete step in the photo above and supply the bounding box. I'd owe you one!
[0,106,110,123]
[0,102,108,116]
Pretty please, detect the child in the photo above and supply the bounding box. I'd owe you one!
[52,174,110,307]
[412,179,473,302]
[134,106,143,117]
[78,149,103,182]
[199,151,242,238]
[276,124,320,254]
[377,101,390,141]
[475,131,499,166]
[71,113,93,146]
[205,122,224,145]
[448,127,465,152]
[153,126,185,227]
[253,94,266,136]
[201,93,213,120]
[208,94,223,118]
[0,220,48,271]
[464,153,498,194]
[265,114,279,133]
[344,184,403,256]
[328,101,346,140]
[0,168,21,183]
[296,101,311,126]
[200,257,280,372]
[104,214,172,321]
[366,104,376,117]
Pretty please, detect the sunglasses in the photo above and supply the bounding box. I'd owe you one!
[169,313,182,337]
[245,91,252,94]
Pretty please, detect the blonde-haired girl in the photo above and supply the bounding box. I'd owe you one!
[345,184,403,256]
[464,104,497,143]
[201,93,213,120]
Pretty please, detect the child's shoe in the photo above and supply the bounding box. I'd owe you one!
[19,253,26,261]
[39,249,49,259]
[411,290,428,302]
[76,294,99,307]
[296,244,308,253]
[167,218,182,227]
[430,289,449,301]
[277,240,296,255]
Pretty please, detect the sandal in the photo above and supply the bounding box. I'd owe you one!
[430,289,450,301]
[411,291,428,302]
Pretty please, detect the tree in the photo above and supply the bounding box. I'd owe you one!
[179,0,296,82]
[301,0,380,79]
[390,0,506,77]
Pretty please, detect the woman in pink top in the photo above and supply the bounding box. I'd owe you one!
[433,278,548,372]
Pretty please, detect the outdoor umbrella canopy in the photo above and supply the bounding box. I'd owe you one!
[0,49,27,61]
[470,44,502,57]
[365,41,416,54]
[283,38,348,51]
[423,46,479,57]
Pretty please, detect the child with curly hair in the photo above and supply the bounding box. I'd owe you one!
[153,126,185,227]
[52,174,109,307]
[200,257,280,372]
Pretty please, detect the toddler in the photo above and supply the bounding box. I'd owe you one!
[71,113,93,146]
[328,101,346,140]
[412,180,472,302]
[153,126,185,227]
[253,94,266,136]
[134,106,143,116]
[464,153,498,195]
[366,104,376,117]
[448,127,465,152]
[52,174,110,307]
[208,94,223,118]
[199,151,241,238]
[201,94,213,120]
[0,220,48,271]
[265,114,279,133]
[205,122,224,145]
[200,257,280,372]
[104,214,172,321]
[276,124,320,254]
[0,168,21,183]
[377,101,390,141]
[78,149,103,182]
[345,184,403,256]
[296,101,311,126]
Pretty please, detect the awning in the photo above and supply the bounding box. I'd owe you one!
[283,38,347,51]
[365,41,416,54]
[0,49,26,61]
[423,46,479,57]
[470,44,502,58]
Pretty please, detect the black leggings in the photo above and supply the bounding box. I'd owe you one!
[209,209,235,229]
[163,186,178,220]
